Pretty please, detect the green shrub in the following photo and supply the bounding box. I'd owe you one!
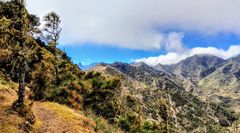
[141,121,162,133]
[116,113,138,132]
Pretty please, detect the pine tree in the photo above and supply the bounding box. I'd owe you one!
[41,11,62,86]
[41,11,62,48]
[11,0,30,109]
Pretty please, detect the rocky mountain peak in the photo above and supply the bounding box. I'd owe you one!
[173,54,225,79]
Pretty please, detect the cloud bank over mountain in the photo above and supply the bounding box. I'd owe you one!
[134,45,240,66]
[27,0,240,50]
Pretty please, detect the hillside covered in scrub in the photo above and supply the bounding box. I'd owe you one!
[1,0,240,133]
[91,62,240,132]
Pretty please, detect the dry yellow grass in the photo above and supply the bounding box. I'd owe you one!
[0,73,97,133]
[32,102,98,133]
[0,112,25,133]
[0,76,26,133]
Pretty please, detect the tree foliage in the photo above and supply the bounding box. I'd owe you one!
[41,11,62,47]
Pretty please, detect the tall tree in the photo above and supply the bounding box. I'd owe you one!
[41,11,62,47]
[12,0,30,108]
[1,0,40,109]
[41,11,62,86]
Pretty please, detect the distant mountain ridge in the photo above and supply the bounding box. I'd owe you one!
[231,54,240,62]
[154,54,225,79]
[78,62,103,70]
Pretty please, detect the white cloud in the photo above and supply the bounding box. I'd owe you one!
[134,45,240,66]
[164,33,186,53]
[26,0,240,50]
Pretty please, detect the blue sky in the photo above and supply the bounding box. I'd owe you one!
[182,32,240,49]
[59,32,240,65]
[59,44,163,65]
[27,0,240,65]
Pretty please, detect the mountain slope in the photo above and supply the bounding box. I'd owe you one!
[232,55,240,62]
[113,62,178,86]
[153,54,225,93]
[91,63,239,132]
[198,60,240,112]
[153,54,240,114]
[153,63,175,75]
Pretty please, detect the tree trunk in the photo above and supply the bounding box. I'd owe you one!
[14,60,26,107]
[55,65,60,86]
[12,0,27,109]
[53,48,60,86]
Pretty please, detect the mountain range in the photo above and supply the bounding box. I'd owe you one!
[89,54,240,132]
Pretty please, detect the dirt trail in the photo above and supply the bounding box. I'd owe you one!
[32,103,67,132]
[32,102,97,133]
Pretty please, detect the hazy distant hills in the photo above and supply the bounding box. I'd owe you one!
[78,62,103,70]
